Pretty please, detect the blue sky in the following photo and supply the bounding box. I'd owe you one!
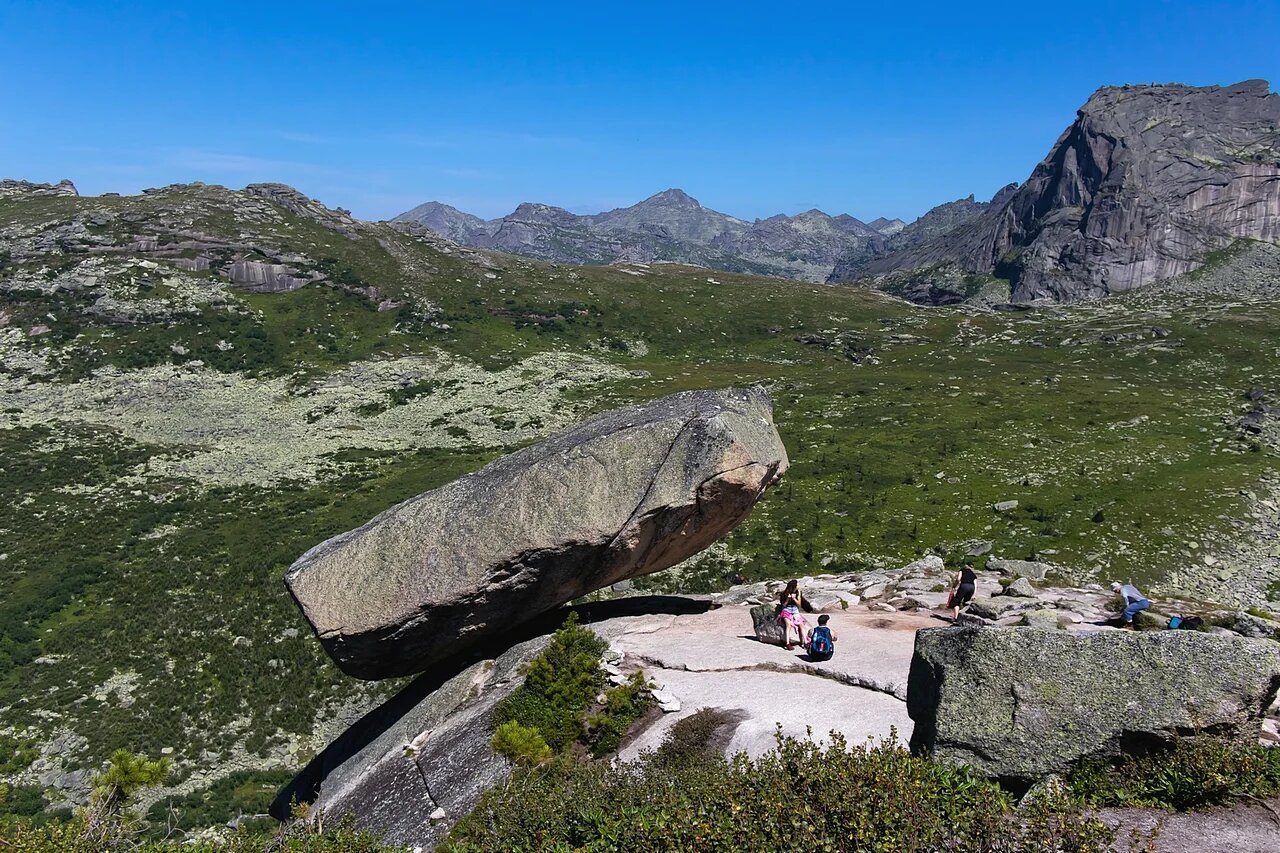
[2,1,1277,222]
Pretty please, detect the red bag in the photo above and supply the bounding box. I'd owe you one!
[946,588,955,608]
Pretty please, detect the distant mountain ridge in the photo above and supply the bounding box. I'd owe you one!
[394,189,901,282]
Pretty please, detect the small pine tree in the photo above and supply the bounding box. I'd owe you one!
[93,749,170,808]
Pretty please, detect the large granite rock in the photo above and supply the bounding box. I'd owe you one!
[849,80,1280,302]
[286,387,789,679]
[907,626,1280,781]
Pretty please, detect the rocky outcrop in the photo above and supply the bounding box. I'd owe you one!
[244,182,361,239]
[907,626,1280,781]
[852,80,1280,302]
[393,189,888,283]
[285,387,789,680]
[226,261,316,292]
[0,179,78,200]
[275,610,569,848]
[988,558,1053,580]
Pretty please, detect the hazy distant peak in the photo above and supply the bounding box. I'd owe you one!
[640,188,701,208]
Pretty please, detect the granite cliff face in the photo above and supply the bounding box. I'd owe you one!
[394,189,897,282]
[827,187,1017,283]
[844,80,1280,302]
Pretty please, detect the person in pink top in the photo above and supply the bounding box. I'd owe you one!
[777,579,809,650]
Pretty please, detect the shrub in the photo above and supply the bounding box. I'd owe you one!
[650,708,739,769]
[490,721,552,767]
[1067,737,1280,811]
[492,613,607,752]
[444,729,1132,852]
[582,672,654,757]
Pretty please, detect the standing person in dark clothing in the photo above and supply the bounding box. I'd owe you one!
[951,560,978,620]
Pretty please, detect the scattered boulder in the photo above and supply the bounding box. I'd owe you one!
[801,588,857,612]
[1003,577,1037,598]
[1231,611,1280,639]
[1021,609,1060,630]
[988,559,1052,581]
[966,596,1034,620]
[713,583,770,607]
[900,555,946,575]
[907,627,1280,781]
[751,604,785,646]
[286,387,789,679]
[993,500,1019,512]
[860,582,889,599]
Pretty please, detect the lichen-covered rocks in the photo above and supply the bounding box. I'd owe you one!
[907,626,1280,780]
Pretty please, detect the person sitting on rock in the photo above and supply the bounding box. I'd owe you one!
[807,614,837,661]
[777,579,809,650]
[1111,581,1150,628]
[950,560,978,620]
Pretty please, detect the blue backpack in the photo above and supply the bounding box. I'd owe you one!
[809,626,834,659]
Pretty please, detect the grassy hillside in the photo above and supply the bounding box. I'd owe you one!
[0,183,1276,828]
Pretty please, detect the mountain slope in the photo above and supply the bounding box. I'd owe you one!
[828,187,1019,285]
[393,189,886,282]
[849,79,1280,301]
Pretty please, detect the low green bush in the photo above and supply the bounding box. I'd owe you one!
[444,730,1128,852]
[1067,737,1280,811]
[583,672,653,757]
[491,614,651,760]
[490,721,553,767]
[492,613,608,752]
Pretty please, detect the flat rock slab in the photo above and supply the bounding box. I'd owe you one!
[286,386,788,679]
[907,626,1280,780]
[617,669,910,762]
[605,605,934,701]
[1099,797,1280,853]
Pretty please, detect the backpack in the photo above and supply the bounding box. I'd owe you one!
[809,626,834,658]
[1178,615,1204,631]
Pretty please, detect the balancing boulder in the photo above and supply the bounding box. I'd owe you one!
[286,386,789,679]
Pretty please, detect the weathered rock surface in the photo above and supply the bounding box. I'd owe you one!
[988,558,1052,580]
[907,626,1280,780]
[751,604,786,645]
[287,598,921,848]
[965,596,1034,620]
[850,80,1280,302]
[286,387,789,679]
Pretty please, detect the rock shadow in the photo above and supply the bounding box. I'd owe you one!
[270,595,712,819]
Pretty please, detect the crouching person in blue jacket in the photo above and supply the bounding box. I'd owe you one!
[1111,581,1150,628]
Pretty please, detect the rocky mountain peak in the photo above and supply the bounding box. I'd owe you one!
[508,202,579,225]
[848,79,1280,302]
[639,188,701,209]
[394,190,898,282]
